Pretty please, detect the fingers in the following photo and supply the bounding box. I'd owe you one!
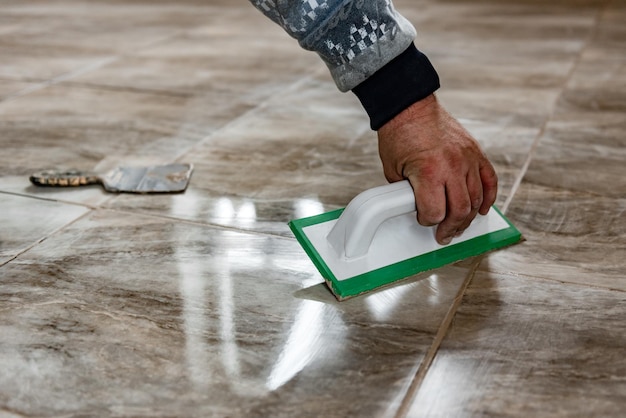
[435,180,472,245]
[412,176,446,227]
[479,162,498,215]
[467,166,484,213]
[436,163,498,245]
[455,167,483,233]
[411,162,492,245]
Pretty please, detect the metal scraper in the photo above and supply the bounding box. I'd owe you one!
[29,163,193,193]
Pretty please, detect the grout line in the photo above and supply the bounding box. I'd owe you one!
[0,200,293,270]
[0,190,101,210]
[394,256,484,418]
[393,3,610,417]
[98,206,297,241]
[0,56,120,104]
[0,190,295,241]
[170,73,321,163]
[0,30,188,105]
[500,119,547,215]
[0,208,93,267]
[477,268,626,294]
[501,3,607,215]
[61,80,194,98]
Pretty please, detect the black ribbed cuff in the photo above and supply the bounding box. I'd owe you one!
[352,44,440,130]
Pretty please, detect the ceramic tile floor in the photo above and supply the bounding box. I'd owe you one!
[1,0,624,417]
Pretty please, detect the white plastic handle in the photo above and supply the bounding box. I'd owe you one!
[326,180,416,259]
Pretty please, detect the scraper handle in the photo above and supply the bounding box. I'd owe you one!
[29,170,101,187]
[327,180,416,259]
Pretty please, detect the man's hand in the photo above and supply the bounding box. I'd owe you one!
[377,94,498,245]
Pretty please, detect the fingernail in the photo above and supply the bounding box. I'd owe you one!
[440,236,452,245]
[455,230,464,237]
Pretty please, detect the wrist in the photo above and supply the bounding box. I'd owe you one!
[352,43,440,130]
[378,94,440,136]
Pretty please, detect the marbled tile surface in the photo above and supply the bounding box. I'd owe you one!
[485,184,626,291]
[404,271,626,417]
[1,0,625,416]
[0,209,471,417]
[71,17,323,97]
[0,79,35,101]
[481,0,626,292]
[0,193,89,265]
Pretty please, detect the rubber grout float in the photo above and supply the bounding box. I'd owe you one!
[289,180,522,301]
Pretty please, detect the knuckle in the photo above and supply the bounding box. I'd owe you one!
[468,184,483,208]
[483,168,498,188]
[383,167,401,183]
[418,209,445,226]
[486,176,498,190]
[451,203,471,221]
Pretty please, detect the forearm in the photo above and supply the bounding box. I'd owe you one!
[249,0,440,129]
[248,1,414,90]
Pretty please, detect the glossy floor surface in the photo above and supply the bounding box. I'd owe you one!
[1,1,624,417]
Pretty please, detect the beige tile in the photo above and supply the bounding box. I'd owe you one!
[438,87,560,130]
[521,113,625,198]
[72,13,324,97]
[567,42,626,102]
[509,7,625,199]
[0,1,216,52]
[482,184,626,291]
[0,193,89,264]
[0,43,111,81]
[0,2,242,81]
[0,209,472,416]
[0,79,36,101]
[402,1,598,89]
[404,271,626,417]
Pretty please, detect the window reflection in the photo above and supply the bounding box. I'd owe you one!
[172,194,337,393]
[293,198,324,219]
[266,300,327,391]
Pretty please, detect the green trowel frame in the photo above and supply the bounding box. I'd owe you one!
[289,206,522,301]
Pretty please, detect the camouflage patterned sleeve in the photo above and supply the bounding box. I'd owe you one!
[248,0,417,91]
[250,0,440,129]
